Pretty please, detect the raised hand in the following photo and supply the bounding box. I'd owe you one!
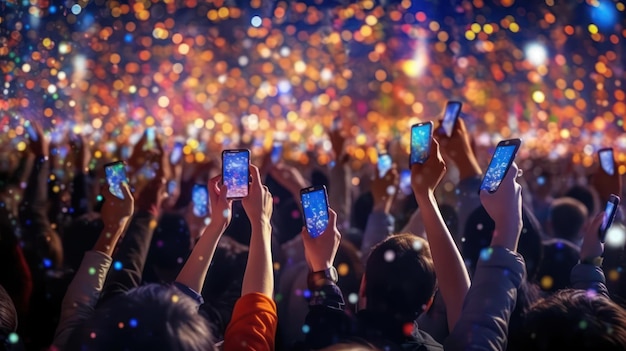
[26,121,49,158]
[242,164,273,230]
[301,208,341,272]
[435,118,481,180]
[411,138,447,197]
[371,165,398,213]
[100,182,134,230]
[208,175,233,230]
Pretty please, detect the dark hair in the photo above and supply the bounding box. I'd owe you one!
[463,205,544,282]
[548,197,588,242]
[66,284,215,351]
[0,285,17,336]
[364,234,436,318]
[564,185,596,217]
[143,213,193,284]
[351,192,373,233]
[536,239,580,293]
[514,289,626,351]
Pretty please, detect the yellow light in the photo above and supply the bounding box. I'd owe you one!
[509,22,519,32]
[471,23,481,33]
[532,90,545,103]
[465,30,476,40]
[588,24,598,34]
[16,141,26,151]
[483,23,494,34]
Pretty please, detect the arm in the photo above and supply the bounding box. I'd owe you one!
[224,165,277,350]
[360,167,398,258]
[411,138,470,332]
[328,128,351,231]
[570,211,609,297]
[446,162,525,351]
[70,135,92,217]
[53,184,133,349]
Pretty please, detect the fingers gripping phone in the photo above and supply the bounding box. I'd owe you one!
[599,194,620,243]
[271,142,283,165]
[378,153,392,178]
[192,184,209,217]
[442,101,462,137]
[222,149,250,199]
[300,185,330,238]
[598,148,615,176]
[480,139,522,193]
[104,161,128,199]
[410,121,433,166]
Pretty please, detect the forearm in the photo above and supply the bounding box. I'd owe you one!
[175,222,225,293]
[21,157,51,237]
[328,163,351,230]
[416,191,470,331]
[93,223,127,257]
[242,222,274,297]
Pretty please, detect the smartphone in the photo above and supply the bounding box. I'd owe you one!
[480,139,522,193]
[167,180,177,197]
[222,149,250,199]
[378,153,393,178]
[271,142,283,164]
[170,141,184,165]
[145,128,156,150]
[399,169,412,195]
[24,121,38,141]
[599,194,620,243]
[410,121,433,166]
[192,184,209,217]
[442,101,462,137]
[104,161,128,199]
[598,148,615,176]
[300,185,330,238]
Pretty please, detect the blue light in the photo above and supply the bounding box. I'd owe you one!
[251,15,262,28]
[49,6,57,14]
[129,318,138,328]
[124,34,133,43]
[43,258,52,268]
[113,261,123,270]
[591,1,617,29]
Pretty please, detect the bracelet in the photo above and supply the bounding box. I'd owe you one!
[580,256,603,267]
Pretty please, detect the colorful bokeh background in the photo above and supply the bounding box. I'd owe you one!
[2,0,626,170]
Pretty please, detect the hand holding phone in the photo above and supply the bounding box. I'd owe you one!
[104,161,128,200]
[410,121,433,166]
[170,141,184,165]
[377,153,393,178]
[144,128,156,150]
[441,101,462,137]
[598,148,615,176]
[480,139,522,193]
[599,194,620,243]
[301,185,330,238]
[270,142,283,165]
[192,184,209,217]
[222,149,250,199]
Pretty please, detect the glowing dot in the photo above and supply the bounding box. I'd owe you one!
[532,90,546,103]
[222,209,231,218]
[43,258,52,268]
[113,261,122,270]
[384,250,395,262]
[88,267,96,275]
[118,322,124,328]
[524,42,548,66]
[22,63,31,72]
[71,4,81,15]
[251,16,262,27]
[320,68,333,81]
[476,223,484,230]
[412,240,423,251]
[348,293,359,304]
[302,324,310,334]
[540,275,553,290]
[386,185,396,195]
[303,289,311,298]
[238,56,249,66]
[90,332,96,339]
[157,96,170,108]
[337,263,349,276]
[172,295,179,303]
[129,318,138,328]
[47,84,57,94]
[403,322,414,336]
[8,333,19,344]
[579,320,588,329]
[480,247,493,261]
[605,225,626,248]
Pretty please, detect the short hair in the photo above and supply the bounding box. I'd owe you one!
[66,284,215,351]
[536,239,580,292]
[548,197,588,242]
[515,289,626,351]
[364,234,436,317]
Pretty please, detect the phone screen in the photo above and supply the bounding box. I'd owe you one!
[145,128,156,149]
[600,195,620,242]
[599,149,615,176]
[480,141,520,193]
[192,184,209,217]
[301,186,329,238]
[399,169,412,195]
[442,101,462,137]
[25,121,38,141]
[222,150,250,199]
[170,142,184,165]
[167,180,177,197]
[105,162,127,199]
[378,154,392,178]
[271,143,283,164]
[410,122,433,165]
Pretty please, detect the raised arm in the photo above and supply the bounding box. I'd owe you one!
[328,128,352,231]
[69,134,92,217]
[411,138,470,332]
[224,165,277,350]
[53,184,134,349]
[446,162,525,351]
[361,166,398,258]
[570,211,609,297]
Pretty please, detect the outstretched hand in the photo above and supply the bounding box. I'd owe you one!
[480,162,523,251]
[435,118,481,180]
[242,164,274,230]
[591,159,622,205]
[101,182,134,229]
[411,138,447,198]
[26,121,49,158]
[207,175,233,230]
[372,165,398,213]
[580,211,605,261]
[301,208,341,272]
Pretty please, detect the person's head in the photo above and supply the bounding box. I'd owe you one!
[564,185,597,218]
[361,234,436,319]
[536,239,580,293]
[514,289,626,351]
[66,284,215,351]
[463,205,544,282]
[547,197,588,243]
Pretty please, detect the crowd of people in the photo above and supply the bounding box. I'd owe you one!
[1,116,626,351]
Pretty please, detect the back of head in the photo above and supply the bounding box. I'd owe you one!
[564,185,596,218]
[536,239,580,292]
[516,289,626,351]
[364,234,436,318]
[66,284,215,351]
[548,197,588,242]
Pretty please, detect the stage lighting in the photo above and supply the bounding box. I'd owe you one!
[524,42,548,67]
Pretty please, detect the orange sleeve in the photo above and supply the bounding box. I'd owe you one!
[224,293,278,351]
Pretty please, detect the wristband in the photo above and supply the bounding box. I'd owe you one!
[580,256,603,267]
